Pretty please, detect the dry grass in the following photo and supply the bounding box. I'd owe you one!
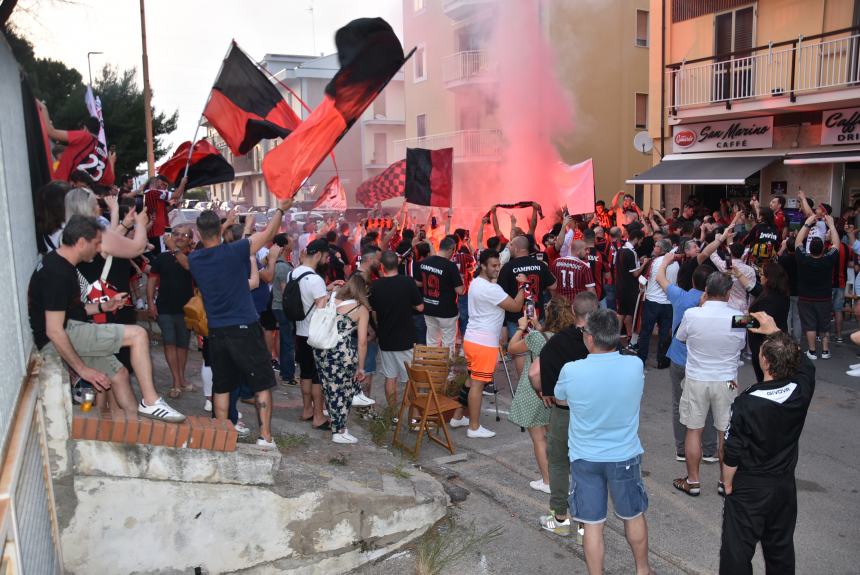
[414,517,503,575]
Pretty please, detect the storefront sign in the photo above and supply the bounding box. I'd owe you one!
[821,107,860,145]
[672,116,773,153]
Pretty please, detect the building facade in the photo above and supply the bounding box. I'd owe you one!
[398,0,652,212]
[635,0,860,215]
[207,52,405,211]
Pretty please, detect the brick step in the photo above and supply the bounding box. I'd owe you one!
[71,411,237,451]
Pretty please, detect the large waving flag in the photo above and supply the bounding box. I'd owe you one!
[312,176,347,210]
[405,148,453,207]
[203,42,302,156]
[264,18,408,199]
[356,158,406,207]
[157,140,235,189]
[557,158,595,216]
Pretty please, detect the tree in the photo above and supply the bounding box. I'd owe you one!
[3,24,177,176]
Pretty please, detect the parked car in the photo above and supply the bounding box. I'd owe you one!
[195,201,213,211]
[182,199,200,209]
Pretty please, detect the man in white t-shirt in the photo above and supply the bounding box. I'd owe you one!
[638,239,679,368]
[297,221,315,257]
[450,249,527,438]
[292,238,338,429]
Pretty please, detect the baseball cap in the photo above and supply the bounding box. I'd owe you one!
[306,238,329,255]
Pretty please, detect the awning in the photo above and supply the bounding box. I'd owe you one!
[784,150,860,165]
[230,179,244,198]
[626,155,779,185]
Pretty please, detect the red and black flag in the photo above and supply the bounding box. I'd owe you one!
[203,42,301,156]
[264,18,408,199]
[312,176,347,210]
[356,158,406,207]
[157,140,235,189]
[405,147,453,207]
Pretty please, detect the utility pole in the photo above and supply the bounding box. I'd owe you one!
[139,0,155,176]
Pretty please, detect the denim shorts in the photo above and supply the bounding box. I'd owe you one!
[569,455,649,524]
[156,313,190,348]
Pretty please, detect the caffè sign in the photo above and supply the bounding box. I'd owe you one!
[821,107,860,145]
[672,116,773,153]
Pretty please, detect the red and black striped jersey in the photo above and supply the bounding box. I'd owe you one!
[550,256,595,303]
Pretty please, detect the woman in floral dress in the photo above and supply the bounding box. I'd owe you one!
[313,275,370,444]
[507,296,576,493]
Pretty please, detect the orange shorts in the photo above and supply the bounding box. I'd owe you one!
[463,340,498,383]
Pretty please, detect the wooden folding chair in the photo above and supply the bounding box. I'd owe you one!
[392,363,460,458]
[410,344,453,423]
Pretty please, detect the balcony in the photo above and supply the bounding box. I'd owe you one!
[442,50,495,89]
[443,0,495,21]
[394,129,504,162]
[667,27,860,119]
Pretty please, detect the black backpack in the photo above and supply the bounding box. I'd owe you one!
[282,270,315,321]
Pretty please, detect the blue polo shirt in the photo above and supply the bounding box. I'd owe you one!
[665,285,703,366]
[555,351,644,462]
[188,238,258,329]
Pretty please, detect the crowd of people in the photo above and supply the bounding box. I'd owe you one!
[29,112,858,573]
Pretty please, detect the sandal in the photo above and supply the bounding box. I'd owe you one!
[168,388,182,399]
[182,383,197,392]
[673,477,701,497]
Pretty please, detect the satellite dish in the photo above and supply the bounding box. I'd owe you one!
[633,131,653,154]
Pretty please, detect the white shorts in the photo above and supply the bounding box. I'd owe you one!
[679,376,737,432]
[379,349,412,383]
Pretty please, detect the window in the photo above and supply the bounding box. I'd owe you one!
[635,93,648,129]
[373,133,387,164]
[635,10,649,47]
[414,0,425,13]
[714,6,755,100]
[414,45,426,82]
[417,114,427,138]
[373,93,387,119]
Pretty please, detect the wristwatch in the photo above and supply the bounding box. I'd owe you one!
[275,207,285,216]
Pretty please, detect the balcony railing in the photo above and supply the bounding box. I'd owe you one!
[442,51,494,84]
[668,27,860,113]
[394,129,504,161]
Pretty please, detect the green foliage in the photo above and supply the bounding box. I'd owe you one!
[3,24,178,176]
[184,188,209,201]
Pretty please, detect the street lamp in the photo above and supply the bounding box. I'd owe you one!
[87,51,103,86]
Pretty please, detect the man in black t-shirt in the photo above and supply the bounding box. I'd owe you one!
[29,215,184,422]
[794,214,840,359]
[615,229,646,350]
[147,224,195,398]
[532,291,597,535]
[368,250,424,407]
[418,236,463,355]
[498,235,556,373]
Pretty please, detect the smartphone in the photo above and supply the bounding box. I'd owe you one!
[524,300,536,320]
[238,214,247,225]
[535,252,544,262]
[134,195,144,213]
[731,315,760,329]
[163,226,172,235]
[725,256,733,269]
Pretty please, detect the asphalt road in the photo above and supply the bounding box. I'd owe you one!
[355,326,860,575]
[147,320,860,575]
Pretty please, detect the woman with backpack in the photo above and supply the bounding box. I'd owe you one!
[312,274,370,444]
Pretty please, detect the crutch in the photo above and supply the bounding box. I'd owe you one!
[498,346,524,432]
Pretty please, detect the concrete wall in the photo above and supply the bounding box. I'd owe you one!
[0,34,38,456]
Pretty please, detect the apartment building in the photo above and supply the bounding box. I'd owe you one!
[398,0,652,209]
[634,0,860,215]
[208,52,405,211]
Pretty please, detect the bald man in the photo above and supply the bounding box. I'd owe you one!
[498,235,556,375]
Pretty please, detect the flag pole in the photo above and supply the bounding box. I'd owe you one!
[181,41,235,181]
[139,0,155,177]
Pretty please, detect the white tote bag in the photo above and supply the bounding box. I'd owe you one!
[307,293,339,350]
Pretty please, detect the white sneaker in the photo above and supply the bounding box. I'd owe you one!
[849,363,860,370]
[820,350,831,360]
[449,416,470,428]
[805,350,817,361]
[332,432,358,444]
[847,368,860,377]
[539,512,571,535]
[323,409,329,417]
[352,392,376,407]
[234,422,250,437]
[256,437,276,449]
[529,479,551,494]
[203,399,212,412]
[466,426,496,439]
[138,398,186,423]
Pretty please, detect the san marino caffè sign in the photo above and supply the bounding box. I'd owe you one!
[821,107,860,145]
[672,116,773,153]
